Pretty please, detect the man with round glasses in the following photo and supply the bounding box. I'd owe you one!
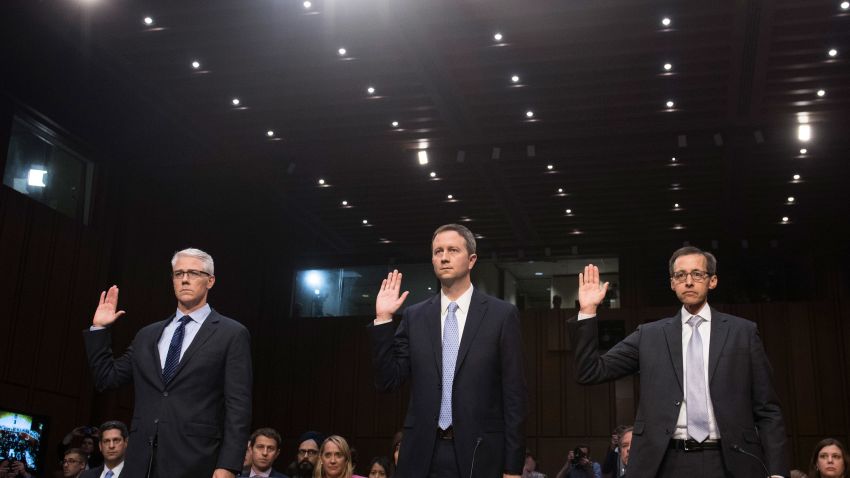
[83,248,252,478]
[568,246,788,478]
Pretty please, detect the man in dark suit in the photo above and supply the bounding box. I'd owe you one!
[238,428,289,478]
[83,248,252,478]
[569,247,789,478]
[81,421,128,478]
[370,224,528,478]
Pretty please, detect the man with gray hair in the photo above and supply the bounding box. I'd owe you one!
[83,248,253,478]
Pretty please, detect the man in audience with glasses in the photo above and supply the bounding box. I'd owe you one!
[62,449,87,478]
[285,432,323,478]
[569,246,788,478]
[83,248,252,478]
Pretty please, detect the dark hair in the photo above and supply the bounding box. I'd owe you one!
[250,427,282,448]
[64,448,86,460]
[809,438,848,478]
[668,246,717,276]
[617,426,634,443]
[368,456,392,476]
[432,224,477,256]
[99,420,128,440]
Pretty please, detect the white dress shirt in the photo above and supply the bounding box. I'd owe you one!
[156,303,211,368]
[440,284,474,340]
[100,461,124,478]
[673,302,720,440]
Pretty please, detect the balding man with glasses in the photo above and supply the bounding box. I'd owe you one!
[83,248,252,478]
[568,247,789,478]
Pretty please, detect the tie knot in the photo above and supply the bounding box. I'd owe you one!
[448,302,459,314]
[687,315,704,328]
[178,315,192,326]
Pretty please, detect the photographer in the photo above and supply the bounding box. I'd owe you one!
[0,458,34,478]
[555,446,601,478]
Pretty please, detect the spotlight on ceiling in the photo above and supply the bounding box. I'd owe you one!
[338,47,347,56]
[525,110,534,118]
[817,89,826,97]
[797,124,812,142]
[430,171,437,178]
[303,0,312,8]
[557,188,564,193]
[671,157,677,162]
[828,48,838,57]
[391,121,399,128]
[565,208,572,214]
[266,130,274,137]
[511,75,520,83]
[493,32,503,41]
[546,164,554,170]
[191,60,201,69]
[666,100,675,109]
[418,150,429,165]
[143,16,154,26]
[800,148,807,155]
[341,200,348,206]
[362,219,369,225]
[787,196,795,203]
[447,194,454,200]
[793,174,801,181]
[27,168,47,187]
[367,86,375,95]
[231,98,241,106]
[842,1,850,9]
[781,216,790,223]
[661,17,672,27]
[317,178,325,185]
[663,62,673,71]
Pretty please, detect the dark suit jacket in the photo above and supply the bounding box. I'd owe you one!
[80,465,104,478]
[237,468,289,477]
[568,309,789,478]
[83,309,253,478]
[370,289,528,478]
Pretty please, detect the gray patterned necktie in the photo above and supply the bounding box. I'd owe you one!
[439,302,460,430]
[686,315,710,442]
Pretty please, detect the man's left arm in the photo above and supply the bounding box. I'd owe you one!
[215,326,253,477]
[749,324,789,477]
[501,305,528,478]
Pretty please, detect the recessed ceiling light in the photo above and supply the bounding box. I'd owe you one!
[494,32,503,41]
[391,121,399,128]
[663,63,673,71]
[797,124,812,142]
[318,178,325,185]
[781,216,789,223]
[661,17,671,27]
[362,219,369,224]
[338,47,347,56]
[565,208,572,214]
[27,169,47,187]
[817,89,826,97]
[674,203,680,208]
[447,194,454,199]
[671,157,677,162]
[231,98,241,106]
[842,1,850,9]
[557,188,564,193]
[797,113,810,124]
[191,60,201,69]
[547,164,554,170]
[666,100,675,109]
[511,75,520,83]
[430,171,437,178]
[418,150,429,165]
[534,272,543,276]
[341,200,348,206]
[800,148,807,154]
[266,130,274,137]
[828,48,838,57]
[787,196,795,203]
[143,16,154,26]
[526,110,534,118]
[303,0,312,8]
[793,174,801,180]
[367,86,375,95]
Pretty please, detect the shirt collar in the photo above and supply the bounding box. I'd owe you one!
[105,461,124,475]
[249,467,271,477]
[441,284,474,314]
[680,302,711,324]
[174,303,212,324]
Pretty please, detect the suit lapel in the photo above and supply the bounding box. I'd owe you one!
[167,309,220,386]
[455,290,486,372]
[425,296,443,373]
[663,312,684,393]
[153,315,175,383]
[707,308,730,384]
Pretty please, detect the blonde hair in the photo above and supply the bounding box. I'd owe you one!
[314,435,353,478]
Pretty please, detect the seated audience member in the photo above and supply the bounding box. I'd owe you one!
[790,471,809,478]
[601,425,628,478]
[366,456,391,478]
[0,459,33,478]
[618,427,633,477]
[809,438,847,478]
[60,426,103,469]
[240,428,288,477]
[314,435,353,478]
[556,445,601,478]
[523,449,547,478]
[81,420,128,478]
[62,449,87,478]
[286,431,323,478]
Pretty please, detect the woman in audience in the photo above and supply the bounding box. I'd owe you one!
[314,435,354,478]
[366,456,392,478]
[809,438,847,478]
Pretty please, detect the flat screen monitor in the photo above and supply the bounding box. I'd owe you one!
[0,408,49,475]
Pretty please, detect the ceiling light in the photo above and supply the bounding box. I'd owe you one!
[557,188,563,193]
[27,169,47,187]
[797,113,810,124]
[266,130,274,137]
[781,216,789,223]
[318,178,325,185]
[661,17,671,27]
[671,157,677,162]
[674,203,680,208]
[303,0,312,8]
[526,110,534,118]
[494,32,503,41]
[842,1,850,9]
[447,194,454,199]
[362,219,369,224]
[793,174,801,180]
[430,171,437,178]
[787,196,795,203]
[828,48,838,57]
[534,272,543,276]
[800,148,807,154]
[511,75,520,83]
[191,60,201,69]
[797,124,811,142]
[338,48,347,56]
[418,150,429,165]
[391,121,399,128]
[546,164,554,170]
[231,98,241,106]
[367,86,375,95]
[666,100,675,108]
[817,89,826,97]
[143,16,154,26]
[663,63,673,71]
[565,208,572,214]
[341,200,348,206]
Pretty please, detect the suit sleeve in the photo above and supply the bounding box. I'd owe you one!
[748,324,789,476]
[217,325,253,472]
[82,328,135,391]
[568,316,641,385]
[501,305,528,475]
[369,311,411,392]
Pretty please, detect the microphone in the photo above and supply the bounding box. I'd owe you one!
[146,419,160,478]
[468,436,483,478]
[732,443,770,478]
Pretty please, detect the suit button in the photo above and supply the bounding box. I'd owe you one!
[163,391,169,397]
[674,400,681,406]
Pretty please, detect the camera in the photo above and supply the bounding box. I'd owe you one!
[570,447,587,466]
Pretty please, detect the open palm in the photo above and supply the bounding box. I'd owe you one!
[578,264,609,313]
[376,270,409,319]
[92,285,126,327]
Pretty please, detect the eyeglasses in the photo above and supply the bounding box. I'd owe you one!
[61,458,84,465]
[671,270,712,283]
[172,270,211,280]
[298,449,319,457]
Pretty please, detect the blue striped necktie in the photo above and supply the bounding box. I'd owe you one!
[162,315,191,384]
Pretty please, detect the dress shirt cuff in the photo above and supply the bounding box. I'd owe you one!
[90,325,106,331]
[577,312,596,321]
[373,317,393,326]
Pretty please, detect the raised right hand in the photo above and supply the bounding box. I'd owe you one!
[578,264,609,316]
[92,285,126,327]
[375,270,409,322]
